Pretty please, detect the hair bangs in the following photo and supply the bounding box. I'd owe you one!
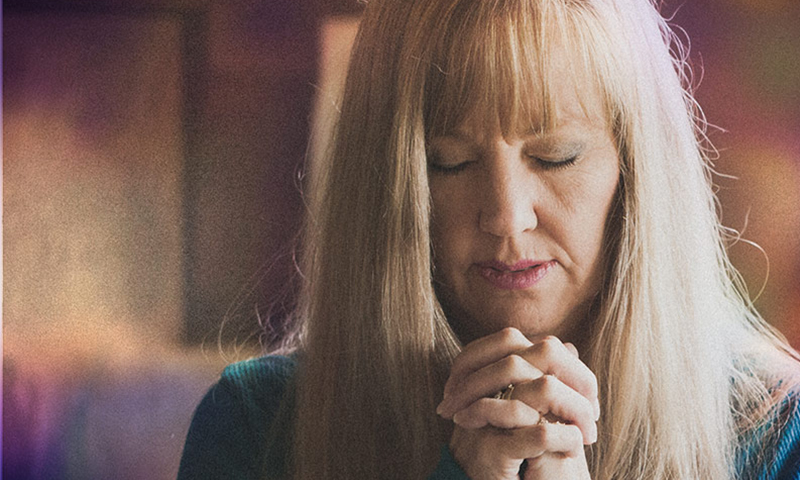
[423,0,622,141]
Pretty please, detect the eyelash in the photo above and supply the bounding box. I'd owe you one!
[532,155,579,171]
[428,155,579,175]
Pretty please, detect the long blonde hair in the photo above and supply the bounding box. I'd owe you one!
[291,0,798,478]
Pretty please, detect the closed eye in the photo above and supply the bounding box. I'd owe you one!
[529,155,579,171]
[426,147,477,175]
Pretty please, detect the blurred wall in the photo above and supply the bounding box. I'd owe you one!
[4,6,186,366]
[4,1,320,478]
[4,0,317,352]
[668,0,800,343]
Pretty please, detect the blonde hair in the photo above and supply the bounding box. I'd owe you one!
[290,0,799,478]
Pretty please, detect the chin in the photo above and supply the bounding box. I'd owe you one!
[450,303,566,343]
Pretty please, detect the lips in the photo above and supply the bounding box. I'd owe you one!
[475,259,556,290]
[477,259,546,272]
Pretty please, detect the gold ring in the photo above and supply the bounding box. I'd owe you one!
[537,415,549,426]
[537,414,562,426]
[493,383,515,400]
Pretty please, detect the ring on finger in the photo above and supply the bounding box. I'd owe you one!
[537,414,563,426]
[493,383,515,400]
[537,415,549,426]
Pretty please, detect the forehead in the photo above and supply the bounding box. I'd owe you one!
[450,67,608,142]
[422,1,617,140]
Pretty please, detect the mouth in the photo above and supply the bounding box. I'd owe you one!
[477,259,547,272]
[475,260,556,290]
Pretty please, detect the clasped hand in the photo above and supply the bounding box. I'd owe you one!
[436,328,599,480]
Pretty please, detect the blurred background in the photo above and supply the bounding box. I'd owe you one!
[3,0,799,478]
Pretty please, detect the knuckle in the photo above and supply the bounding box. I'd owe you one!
[538,335,562,355]
[538,373,557,393]
[531,422,552,445]
[503,353,526,373]
[499,327,524,344]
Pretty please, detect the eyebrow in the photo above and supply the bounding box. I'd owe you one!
[520,127,589,141]
[527,138,587,156]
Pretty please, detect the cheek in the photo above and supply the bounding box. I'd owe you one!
[585,170,619,265]
[555,164,620,264]
[430,182,472,241]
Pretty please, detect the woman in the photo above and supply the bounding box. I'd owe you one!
[178,0,800,478]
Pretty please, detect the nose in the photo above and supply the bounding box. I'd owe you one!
[478,148,539,237]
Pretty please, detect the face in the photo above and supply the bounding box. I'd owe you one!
[428,76,620,345]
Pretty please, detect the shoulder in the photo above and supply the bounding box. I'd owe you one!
[739,364,800,480]
[218,354,297,414]
[177,354,298,480]
[765,377,800,479]
[211,354,298,436]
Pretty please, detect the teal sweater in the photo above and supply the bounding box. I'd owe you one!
[178,355,800,479]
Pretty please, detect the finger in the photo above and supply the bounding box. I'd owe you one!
[520,337,599,418]
[513,375,597,444]
[498,422,585,460]
[563,342,579,358]
[449,426,527,480]
[444,327,534,396]
[452,398,543,429]
[523,450,590,480]
[439,353,544,418]
[448,423,586,480]
[443,336,600,420]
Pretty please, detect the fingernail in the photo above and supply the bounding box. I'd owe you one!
[436,402,445,416]
[593,399,601,421]
[452,411,463,425]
